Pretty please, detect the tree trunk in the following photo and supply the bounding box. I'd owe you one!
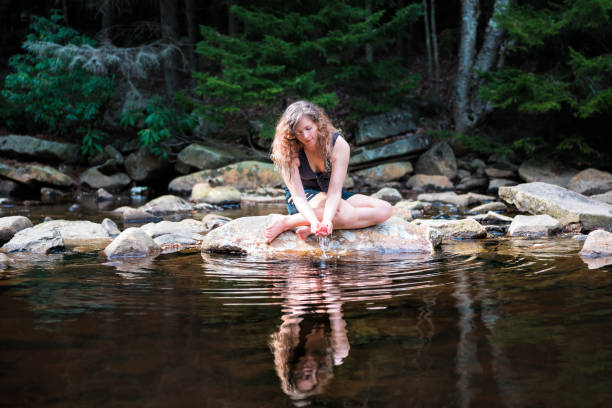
[454,0,480,134]
[227,0,237,36]
[101,0,113,44]
[160,0,182,101]
[62,0,70,25]
[468,0,509,123]
[185,0,198,84]
[365,0,373,63]
[423,0,434,90]
[430,0,441,100]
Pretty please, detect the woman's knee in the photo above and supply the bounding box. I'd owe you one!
[334,202,357,226]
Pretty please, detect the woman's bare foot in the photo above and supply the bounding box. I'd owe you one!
[295,226,311,241]
[265,214,289,243]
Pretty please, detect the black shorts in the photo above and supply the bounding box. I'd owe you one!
[284,187,355,215]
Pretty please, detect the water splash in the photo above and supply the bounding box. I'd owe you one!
[319,235,329,259]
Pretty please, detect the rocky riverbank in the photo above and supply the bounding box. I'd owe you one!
[1,111,612,269]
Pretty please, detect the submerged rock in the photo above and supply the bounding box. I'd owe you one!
[201,216,441,255]
[104,227,161,259]
[412,218,487,240]
[499,182,612,231]
[507,215,562,238]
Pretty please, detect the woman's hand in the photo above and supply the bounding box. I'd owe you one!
[311,221,325,236]
[316,220,333,237]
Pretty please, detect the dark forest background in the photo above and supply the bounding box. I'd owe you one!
[1,0,610,167]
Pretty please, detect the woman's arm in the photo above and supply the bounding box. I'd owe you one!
[284,162,322,230]
[321,136,350,233]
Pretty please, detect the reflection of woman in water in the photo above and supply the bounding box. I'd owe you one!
[269,269,349,404]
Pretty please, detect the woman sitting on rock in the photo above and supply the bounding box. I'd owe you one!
[265,100,392,243]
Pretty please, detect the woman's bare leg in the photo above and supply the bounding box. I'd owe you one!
[265,193,326,243]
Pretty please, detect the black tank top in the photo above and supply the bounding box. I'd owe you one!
[298,133,340,191]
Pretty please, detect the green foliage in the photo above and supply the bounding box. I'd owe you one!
[1,10,115,155]
[120,97,197,158]
[194,1,422,126]
[426,129,512,157]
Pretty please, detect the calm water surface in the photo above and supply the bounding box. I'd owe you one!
[1,200,611,407]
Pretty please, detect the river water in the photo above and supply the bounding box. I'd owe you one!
[1,199,611,407]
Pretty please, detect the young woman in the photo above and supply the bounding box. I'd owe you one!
[265,100,392,243]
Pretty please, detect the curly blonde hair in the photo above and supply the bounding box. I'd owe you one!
[271,101,338,179]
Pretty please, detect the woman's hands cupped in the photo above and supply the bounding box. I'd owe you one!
[315,220,333,237]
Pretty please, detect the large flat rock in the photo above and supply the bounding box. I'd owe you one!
[355,110,416,145]
[0,135,80,163]
[201,216,442,255]
[499,182,612,231]
[349,135,429,166]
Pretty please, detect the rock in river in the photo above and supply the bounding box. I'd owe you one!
[499,182,612,231]
[507,215,562,238]
[0,216,33,244]
[411,218,487,240]
[579,229,612,258]
[201,216,442,255]
[104,227,161,259]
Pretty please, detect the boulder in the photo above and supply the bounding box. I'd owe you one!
[590,191,612,205]
[124,148,171,182]
[0,135,79,163]
[140,219,207,238]
[195,186,242,205]
[104,145,124,165]
[411,218,487,240]
[240,194,285,206]
[518,159,578,187]
[484,167,515,179]
[469,202,507,214]
[354,162,413,185]
[139,195,194,215]
[201,215,441,255]
[80,167,131,191]
[2,220,113,253]
[415,142,458,179]
[488,178,517,193]
[391,206,420,221]
[355,110,416,145]
[168,161,283,196]
[190,182,213,201]
[104,227,161,259]
[394,200,426,211]
[567,168,612,196]
[102,218,121,237]
[0,216,33,244]
[177,143,238,170]
[417,192,495,208]
[579,230,612,258]
[0,253,12,269]
[1,228,63,254]
[0,160,75,187]
[202,213,232,232]
[349,134,430,166]
[370,187,402,204]
[499,182,612,231]
[456,176,488,191]
[406,174,453,191]
[121,208,162,224]
[154,233,203,254]
[96,188,114,202]
[0,179,20,196]
[40,187,65,203]
[469,211,513,225]
[507,214,562,237]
